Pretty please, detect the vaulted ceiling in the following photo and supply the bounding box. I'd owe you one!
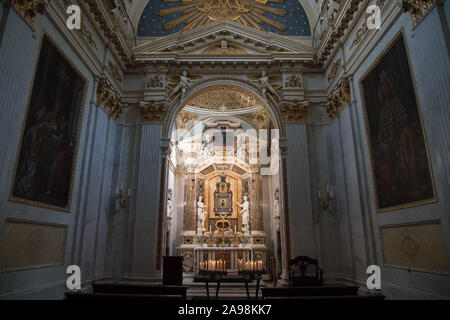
[126,0,320,38]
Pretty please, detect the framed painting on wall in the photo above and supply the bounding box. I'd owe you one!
[359,31,436,212]
[10,34,86,211]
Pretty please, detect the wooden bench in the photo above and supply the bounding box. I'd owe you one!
[92,283,188,299]
[263,295,385,300]
[65,292,184,301]
[262,285,360,299]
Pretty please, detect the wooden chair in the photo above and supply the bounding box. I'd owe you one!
[288,256,323,287]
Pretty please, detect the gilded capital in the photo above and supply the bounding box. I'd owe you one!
[326,77,351,120]
[96,76,123,120]
[11,0,48,25]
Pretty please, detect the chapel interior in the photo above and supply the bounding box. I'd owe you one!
[0,0,449,300]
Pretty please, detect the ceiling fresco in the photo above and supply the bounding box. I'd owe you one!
[137,0,311,37]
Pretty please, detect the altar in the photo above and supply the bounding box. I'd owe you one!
[171,128,271,277]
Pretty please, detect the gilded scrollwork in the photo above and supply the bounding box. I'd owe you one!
[328,58,341,81]
[402,0,436,26]
[96,76,123,120]
[285,75,302,88]
[108,60,122,83]
[325,77,351,120]
[11,0,47,25]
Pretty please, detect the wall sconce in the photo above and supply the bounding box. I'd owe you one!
[115,183,131,209]
[318,185,334,210]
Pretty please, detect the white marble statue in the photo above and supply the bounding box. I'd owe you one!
[167,188,174,231]
[273,189,280,232]
[197,196,207,233]
[169,71,194,100]
[236,130,246,162]
[238,195,250,235]
[252,71,277,99]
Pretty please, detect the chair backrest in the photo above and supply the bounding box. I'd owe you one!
[288,256,322,280]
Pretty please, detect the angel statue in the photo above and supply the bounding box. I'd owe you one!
[252,71,279,100]
[168,71,194,101]
[197,196,207,233]
[167,188,174,231]
[273,189,281,232]
[237,195,250,235]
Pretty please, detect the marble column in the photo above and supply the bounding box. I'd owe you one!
[131,124,163,279]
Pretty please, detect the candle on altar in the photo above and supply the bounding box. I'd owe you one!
[234,225,237,234]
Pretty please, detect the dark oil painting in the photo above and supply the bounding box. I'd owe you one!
[11,35,85,210]
[360,34,435,212]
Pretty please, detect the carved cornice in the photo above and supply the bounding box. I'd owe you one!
[10,0,48,25]
[280,99,310,123]
[326,77,351,120]
[402,0,436,26]
[316,0,362,63]
[83,0,132,63]
[139,100,168,123]
[96,75,123,120]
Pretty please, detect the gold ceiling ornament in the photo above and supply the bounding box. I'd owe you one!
[280,99,309,123]
[402,0,436,26]
[159,0,286,32]
[325,76,351,120]
[139,100,168,123]
[177,111,199,129]
[186,86,262,111]
[11,0,47,25]
[97,76,123,120]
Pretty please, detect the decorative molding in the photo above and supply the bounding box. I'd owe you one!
[401,0,436,26]
[107,60,122,83]
[147,75,164,88]
[285,74,302,88]
[10,0,47,25]
[248,111,269,129]
[176,111,198,129]
[325,76,351,120]
[79,23,98,51]
[328,58,342,81]
[96,75,122,120]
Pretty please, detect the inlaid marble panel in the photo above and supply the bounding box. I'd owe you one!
[0,219,67,273]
